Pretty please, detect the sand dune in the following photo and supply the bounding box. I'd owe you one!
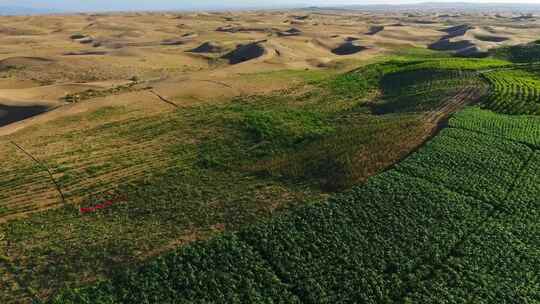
[474,34,509,42]
[277,28,302,37]
[63,50,109,56]
[429,38,476,51]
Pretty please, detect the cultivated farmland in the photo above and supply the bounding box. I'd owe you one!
[47,106,540,304]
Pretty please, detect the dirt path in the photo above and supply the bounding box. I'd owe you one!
[424,85,488,124]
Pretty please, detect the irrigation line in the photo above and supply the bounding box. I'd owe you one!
[149,90,179,108]
[10,141,66,204]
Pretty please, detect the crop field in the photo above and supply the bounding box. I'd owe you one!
[1,35,540,302]
[404,208,539,303]
[450,107,540,148]
[47,103,540,304]
[490,40,540,63]
[395,127,532,203]
[482,69,540,115]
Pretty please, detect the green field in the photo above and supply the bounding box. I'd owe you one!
[482,69,540,115]
[47,103,540,304]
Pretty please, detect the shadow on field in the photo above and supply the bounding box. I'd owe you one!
[0,104,49,127]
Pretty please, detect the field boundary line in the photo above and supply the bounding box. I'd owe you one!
[449,125,540,151]
[240,238,309,304]
[394,166,500,206]
[149,90,179,108]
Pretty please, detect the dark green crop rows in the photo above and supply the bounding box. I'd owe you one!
[240,171,492,304]
[506,150,540,211]
[395,127,532,204]
[450,107,540,148]
[482,69,540,115]
[490,40,540,63]
[404,208,540,304]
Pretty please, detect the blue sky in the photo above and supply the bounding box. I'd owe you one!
[3,0,540,12]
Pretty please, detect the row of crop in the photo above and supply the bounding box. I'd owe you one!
[450,107,540,148]
[326,58,506,102]
[482,70,540,115]
[506,151,540,212]
[395,127,533,204]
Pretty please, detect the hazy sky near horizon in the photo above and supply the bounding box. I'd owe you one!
[4,0,540,11]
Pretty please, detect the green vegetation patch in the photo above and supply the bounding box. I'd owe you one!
[375,69,483,114]
[252,114,426,191]
[239,108,333,147]
[403,58,509,71]
[490,40,540,63]
[240,171,492,304]
[482,69,540,115]
[505,151,540,212]
[395,128,532,203]
[325,58,498,115]
[450,107,540,148]
[325,61,416,99]
[404,209,540,304]
[49,235,301,304]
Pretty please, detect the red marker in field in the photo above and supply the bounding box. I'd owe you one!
[79,196,127,214]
